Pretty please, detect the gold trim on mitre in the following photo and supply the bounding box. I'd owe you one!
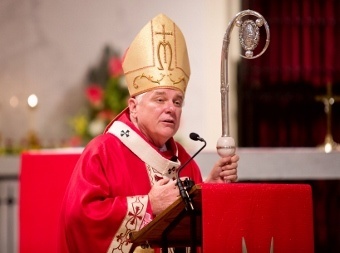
[123,14,190,97]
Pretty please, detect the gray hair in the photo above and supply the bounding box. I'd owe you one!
[134,92,146,103]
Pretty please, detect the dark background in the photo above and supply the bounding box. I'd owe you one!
[238,1,340,252]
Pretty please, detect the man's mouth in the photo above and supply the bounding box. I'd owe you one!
[163,119,175,124]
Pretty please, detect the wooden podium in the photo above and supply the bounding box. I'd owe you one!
[130,183,314,253]
[130,185,203,252]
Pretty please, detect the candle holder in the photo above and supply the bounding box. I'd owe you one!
[315,82,340,153]
[27,94,41,150]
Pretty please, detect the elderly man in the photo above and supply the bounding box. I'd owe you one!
[59,14,239,253]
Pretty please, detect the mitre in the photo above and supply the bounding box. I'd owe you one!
[122,14,191,97]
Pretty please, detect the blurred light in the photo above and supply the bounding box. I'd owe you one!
[27,94,38,108]
[9,96,19,108]
[324,143,332,153]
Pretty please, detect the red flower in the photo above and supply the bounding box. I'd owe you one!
[108,57,123,77]
[98,110,117,120]
[68,136,83,147]
[86,85,104,107]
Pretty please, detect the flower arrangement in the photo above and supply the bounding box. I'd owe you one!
[70,46,129,146]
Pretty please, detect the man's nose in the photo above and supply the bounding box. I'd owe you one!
[165,101,175,112]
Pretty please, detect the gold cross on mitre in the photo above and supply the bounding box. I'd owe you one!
[315,82,340,153]
[155,24,174,70]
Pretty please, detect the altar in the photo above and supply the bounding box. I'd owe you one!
[2,147,340,180]
[0,147,339,253]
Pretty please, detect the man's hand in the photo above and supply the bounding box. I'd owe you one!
[205,154,239,183]
[148,178,179,215]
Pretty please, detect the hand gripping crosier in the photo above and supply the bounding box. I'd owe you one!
[217,10,270,157]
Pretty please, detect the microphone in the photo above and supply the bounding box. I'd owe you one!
[176,132,207,211]
[189,132,205,142]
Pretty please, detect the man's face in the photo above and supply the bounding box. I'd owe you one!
[129,88,184,147]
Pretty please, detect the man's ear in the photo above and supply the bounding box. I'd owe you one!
[128,97,138,118]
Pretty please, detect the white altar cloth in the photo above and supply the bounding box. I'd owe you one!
[196,148,340,180]
[1,148,340,180]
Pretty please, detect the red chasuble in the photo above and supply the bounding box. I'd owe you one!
[59,109,203,253]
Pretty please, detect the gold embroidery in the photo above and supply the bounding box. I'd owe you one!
[155,24,174,71]
[107,196,147,253]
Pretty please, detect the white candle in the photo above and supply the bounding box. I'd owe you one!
[27,94,38,132]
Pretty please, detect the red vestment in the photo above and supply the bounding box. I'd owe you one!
[59,109,203,253]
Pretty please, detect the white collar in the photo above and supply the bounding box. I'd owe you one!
[106,121,181,179]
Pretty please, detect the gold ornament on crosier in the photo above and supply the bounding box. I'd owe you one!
[122,14,190,97]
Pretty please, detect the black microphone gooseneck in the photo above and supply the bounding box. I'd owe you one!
[176,132,207,211]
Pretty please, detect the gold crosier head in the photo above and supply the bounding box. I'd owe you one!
[122,14,191,97]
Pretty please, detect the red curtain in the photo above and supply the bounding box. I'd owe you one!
[239,0,340,147]
[242,0,339,87]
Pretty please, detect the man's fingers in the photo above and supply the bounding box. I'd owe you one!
[155,178,178,190]
[231,154,239,162]
[156,177,171,186]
